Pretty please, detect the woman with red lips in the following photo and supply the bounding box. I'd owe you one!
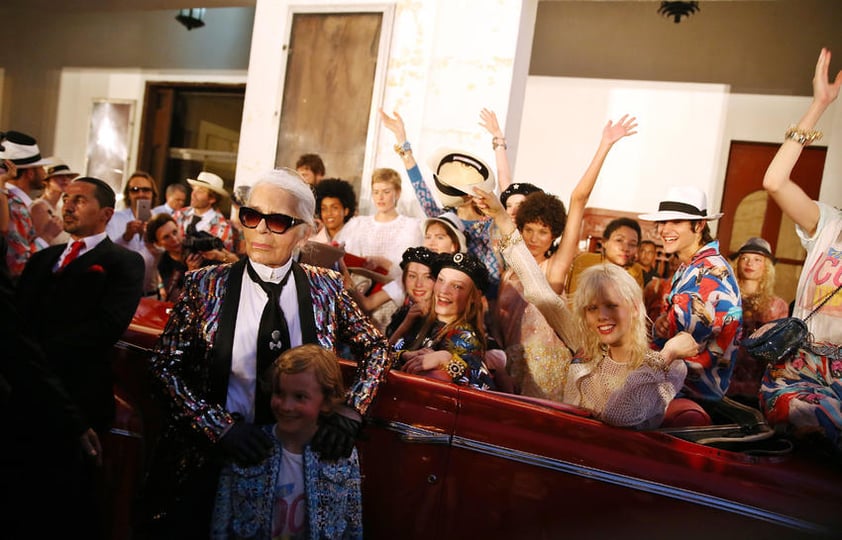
[398,252,496,390]
[386,247,436,348]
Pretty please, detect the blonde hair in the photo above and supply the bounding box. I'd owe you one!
[270,344,346,412]
[371,168,402,192]
[572,264,649,369]
[738,255,777,315]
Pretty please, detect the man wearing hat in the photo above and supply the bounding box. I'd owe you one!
[639,186,742,403]
[0,131,60,277]
[31,159,80,246]
[173,171,235,252]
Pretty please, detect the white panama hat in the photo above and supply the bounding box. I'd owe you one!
[187,171,228,198]
[638,186,724,221]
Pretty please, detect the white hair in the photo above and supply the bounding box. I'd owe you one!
[248,168,316,229]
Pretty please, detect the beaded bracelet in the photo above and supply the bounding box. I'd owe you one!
[394,140,412,158]
[445,354,468,379]
[785,125,823,146]
[492,136,507,150]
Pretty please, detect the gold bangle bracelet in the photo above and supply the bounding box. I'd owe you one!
[785,125,823,146]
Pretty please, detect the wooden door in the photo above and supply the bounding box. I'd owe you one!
[138,85,174,203]
[718,141,827,302]
[276,12,383,193]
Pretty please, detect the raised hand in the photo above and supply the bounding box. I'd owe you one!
[479,108,504,139]
[813,48,842,107]
[602,114,638,145]
[379,108,407,142]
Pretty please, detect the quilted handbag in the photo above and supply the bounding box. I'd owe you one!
[742,282,842,364]
[741,317,808,364]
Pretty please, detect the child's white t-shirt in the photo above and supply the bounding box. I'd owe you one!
[271,448,308,540]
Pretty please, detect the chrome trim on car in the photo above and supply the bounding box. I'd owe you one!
[378,420,452,445]
[451,436,826,534]
[109,427,143,439]
[115,340,153,355]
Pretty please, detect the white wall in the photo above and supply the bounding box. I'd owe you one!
[53,68,247,202]
[515,76,841,222]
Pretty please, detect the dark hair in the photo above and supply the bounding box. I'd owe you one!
[515,192,567,238]
[165,183,188,197]
[315,178,357,222]
[639,239,656,248]
[73,177,116,208]
[123,170,158,202]
[145,212,176,244]
[296,153,326,177]
[698,222,714,245]
[603,217,641,242]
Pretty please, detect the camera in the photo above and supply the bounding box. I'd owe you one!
[182,231,224,253]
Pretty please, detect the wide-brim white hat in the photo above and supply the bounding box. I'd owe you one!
[0,131,53,168]
[638,186,723,221]
[424,211,467,253]
[44,160,80,180]
[426,147,496,208]
[187,171,228,198]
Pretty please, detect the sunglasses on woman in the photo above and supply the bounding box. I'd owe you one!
[239,206,303,234]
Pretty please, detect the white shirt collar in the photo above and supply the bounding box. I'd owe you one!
[249,257,294,284]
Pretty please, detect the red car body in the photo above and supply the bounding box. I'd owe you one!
[107,298,842,539]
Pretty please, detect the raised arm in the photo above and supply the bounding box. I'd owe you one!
[479,108,512,192]
[474,188,580,349]
[763,48,841,237]
[379,108,441,217]
[546,115,638,292]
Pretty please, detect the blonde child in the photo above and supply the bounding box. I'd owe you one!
[211,344,363,539]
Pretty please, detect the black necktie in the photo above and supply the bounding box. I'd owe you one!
[246,262,293,424]
[186,214,201,235]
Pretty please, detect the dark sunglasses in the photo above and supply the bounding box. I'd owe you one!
[239,206,303,234]
[129,186,153,193]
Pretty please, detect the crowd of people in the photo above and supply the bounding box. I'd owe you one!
[2,47,842,538]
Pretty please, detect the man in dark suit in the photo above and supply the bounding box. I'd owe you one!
[13,176,144,536]
[140,168,391,539]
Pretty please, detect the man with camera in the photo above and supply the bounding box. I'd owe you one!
[173,171,235,253]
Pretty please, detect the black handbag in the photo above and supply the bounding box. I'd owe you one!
[741,282,842,363]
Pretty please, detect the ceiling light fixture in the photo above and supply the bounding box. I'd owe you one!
[176,8,206,31]
[657,1,700,24]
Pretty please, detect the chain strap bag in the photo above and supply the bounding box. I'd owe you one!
[741,283,842,364]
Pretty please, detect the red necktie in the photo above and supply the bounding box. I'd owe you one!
[58,240,85,271]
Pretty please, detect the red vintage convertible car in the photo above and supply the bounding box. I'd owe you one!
[105,298,842,539]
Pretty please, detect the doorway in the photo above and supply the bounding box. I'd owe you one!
[137,82,246,215]
[275,11,383,194]
[718,141,827,302]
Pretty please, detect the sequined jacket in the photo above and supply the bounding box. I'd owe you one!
[211,425,363,540]
[143,258,389,525]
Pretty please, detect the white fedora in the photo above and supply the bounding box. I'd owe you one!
[639,186,724,221]
[44,159,80,180]
[426,147,496,208]
[0,131,53,168]
[187,171,228,198]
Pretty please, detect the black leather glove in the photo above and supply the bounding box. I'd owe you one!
[311,413,362,460]
[218,419,274,466]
